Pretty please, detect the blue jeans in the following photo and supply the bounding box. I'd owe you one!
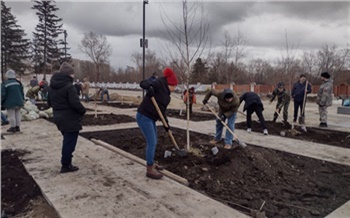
[1,112,8,123]
[214,112,237,145]
[100,90,110,101]
[136,112,157,166]
[61,131,79,167]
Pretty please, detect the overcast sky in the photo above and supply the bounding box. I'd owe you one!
[5,0,349,70]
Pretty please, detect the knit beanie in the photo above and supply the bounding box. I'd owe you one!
[163,68,178,86]
[59,62,75,76]
[5,69,16,79]
[321,72,330,79]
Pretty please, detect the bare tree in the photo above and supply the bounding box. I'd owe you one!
[160,0,210,150]
[316,44,350,84]
[279,30,300,90]
[131,50,163,81]
[79,31,112,82]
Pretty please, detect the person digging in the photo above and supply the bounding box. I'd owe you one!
[269,82,291,124]
[136,67,178,180]
[202,88,240,150]
[239,91,268,135]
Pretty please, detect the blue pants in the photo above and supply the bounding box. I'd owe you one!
[136,112,157,166]
[61,131,79,167]
[100,90,110,101]
[1,112,8,123]
[214,112,237,145]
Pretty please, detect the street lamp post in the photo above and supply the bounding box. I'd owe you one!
[142,0,148,98]
[63,30,67,61]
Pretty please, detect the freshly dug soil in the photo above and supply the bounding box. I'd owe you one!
[166,109,215,121]
[1,150,59,218]
[82,114,135,126]
[80,127,350,218]
[98,102,138,108]
[235,121,350,149]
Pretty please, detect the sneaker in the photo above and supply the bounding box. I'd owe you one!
[60,165,79,173]
[6,127,16,133]
[15,126,20,132]
[263,129,268,135]
[209,139,220,144]
[247,128,252,133]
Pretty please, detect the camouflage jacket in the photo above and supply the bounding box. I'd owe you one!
[316,79,333,106]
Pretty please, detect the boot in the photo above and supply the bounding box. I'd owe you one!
[146,165,163,180]
[319,122,328,127]
[60,164,79,173]
[154,163,164,171]
[15,126,20,132]
[7,127,16,133]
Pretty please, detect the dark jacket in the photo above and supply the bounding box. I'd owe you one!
[48,73,86,132]
[239,92,264,112]
[203,88,240,117]
[291,81,311,102]
[137,77,170,121]
[1,78,24,109]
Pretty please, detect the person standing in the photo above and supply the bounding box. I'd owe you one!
[137,67,178,180]
[73,79,82,99]
[1,69,24,133]
[316,72,333,127]
[48,62,86,173]
[183,87,196,115]
[291,74,312,123]
[239,91,268,135]
[269,82,290,123]
[202,88,240,149]
[29,75,38,88]
[148,72,158,82]
[39,77,49,101]
[81,77,90,102]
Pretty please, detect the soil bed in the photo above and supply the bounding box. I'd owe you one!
[80,127,350,218]
[1,150,59,218]
[235,121,350,149]
[166,109,215,121]
[82,114,135,126]
[98,102,138,108]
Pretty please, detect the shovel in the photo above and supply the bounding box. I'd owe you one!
[206,104,247,148]
[299,81,309,125]
[151,97,187,157]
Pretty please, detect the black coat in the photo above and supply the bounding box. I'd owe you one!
[48,73,86,132]
[137,77,171,121]
[239,92,264,112]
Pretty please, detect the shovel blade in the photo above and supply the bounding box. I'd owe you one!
[177,149,187,157]
[237,140,247,148]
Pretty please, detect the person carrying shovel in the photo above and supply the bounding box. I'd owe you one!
[136,67,178,180]
[202,88,240,150]
[269,82,290,124]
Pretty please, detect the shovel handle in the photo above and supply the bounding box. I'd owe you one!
[150,97,181,151]
[206,104,241,142]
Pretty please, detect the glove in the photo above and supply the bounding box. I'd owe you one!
[146,86,154,97]
[163,125,170,132]
[202,99,208,105]
[219,114,226,121]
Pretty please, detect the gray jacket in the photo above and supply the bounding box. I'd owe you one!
[316,79,333,107]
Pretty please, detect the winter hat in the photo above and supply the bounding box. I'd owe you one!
[163,68,178,86]
[59,62,75,76]
[277,82,284,88]
[5,69,16,79]
[321,72,330,79]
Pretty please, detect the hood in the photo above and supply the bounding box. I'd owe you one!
[50,72,73,89]
[221,88,234,99]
